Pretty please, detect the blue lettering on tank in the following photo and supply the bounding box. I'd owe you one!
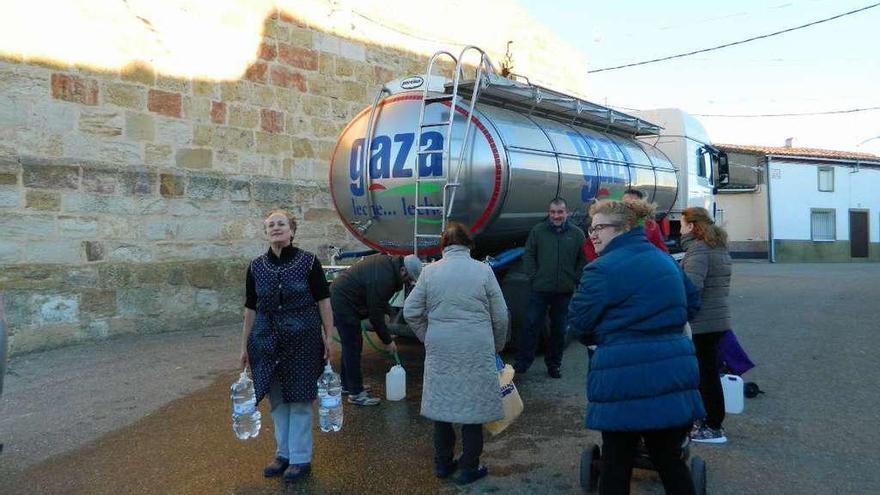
[392,133,414,178]
[349,131,445,197]
[369,135,392,180]
[565,131,600,203]
[349,138,365,196]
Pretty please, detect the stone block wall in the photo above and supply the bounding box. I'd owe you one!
[0,11,442,355]
[1,1,592,355]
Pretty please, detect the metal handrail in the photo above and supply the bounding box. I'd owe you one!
[359,85,391,231]
[446,46,497,218]
[413,50,460,256]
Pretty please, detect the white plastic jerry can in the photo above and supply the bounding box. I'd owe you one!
[386,364,406,401]
[721,374,745,414]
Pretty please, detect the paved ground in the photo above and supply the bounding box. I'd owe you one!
[1,262,878,494]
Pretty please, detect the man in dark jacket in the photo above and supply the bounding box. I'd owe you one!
[330,254,421,405]
[515,198,587,378]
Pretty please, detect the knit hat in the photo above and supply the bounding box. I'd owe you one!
[403,254,423,282]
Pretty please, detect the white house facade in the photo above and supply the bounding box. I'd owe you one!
[716,144,880,262]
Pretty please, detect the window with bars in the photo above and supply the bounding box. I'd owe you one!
[810,209,836,241]
[818,167,834,192]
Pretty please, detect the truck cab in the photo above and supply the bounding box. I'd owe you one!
[632,108,729,248]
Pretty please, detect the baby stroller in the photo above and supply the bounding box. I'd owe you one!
[578,346,707,494]
[579,437,706,494]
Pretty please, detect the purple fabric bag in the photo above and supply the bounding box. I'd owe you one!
[718,329,755,376]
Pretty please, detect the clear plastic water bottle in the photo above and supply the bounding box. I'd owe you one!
[317,363,343,432]
[230,369,261,440]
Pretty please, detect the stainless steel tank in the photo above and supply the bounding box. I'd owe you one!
[329,90,677,257]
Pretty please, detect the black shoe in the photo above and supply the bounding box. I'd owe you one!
[435,459,459,479]
[282,463,311,482]
[548,367,561,379]
[455,465,488,485]
[263,457,289,477]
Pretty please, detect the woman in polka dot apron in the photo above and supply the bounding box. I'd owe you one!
[239,209,334,483]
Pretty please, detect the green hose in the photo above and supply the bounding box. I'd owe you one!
[359,322,402,365]
[331,323,401,365]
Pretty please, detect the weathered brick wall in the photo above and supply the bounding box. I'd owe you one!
[1,3,590,355]
[0,11,445,355]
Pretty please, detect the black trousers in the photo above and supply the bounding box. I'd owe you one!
[516,290,571,370]
[600,426,695,495]
[693,331,726,429]
[434,422,483,470]
[335,317,365,395]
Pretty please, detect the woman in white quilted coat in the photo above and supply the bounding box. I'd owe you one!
[403,222,509,485]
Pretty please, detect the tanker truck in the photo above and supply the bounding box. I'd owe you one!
[327,47,728,343]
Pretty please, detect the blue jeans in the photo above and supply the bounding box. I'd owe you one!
[269,381,313,464]
[516,290,571,371]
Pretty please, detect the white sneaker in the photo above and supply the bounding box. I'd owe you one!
[690,425,727,444]
[347,391,380,406]
[341,385,371,396]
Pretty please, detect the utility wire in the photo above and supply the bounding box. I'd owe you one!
[349,9,468,47]
[694,106,880,117]
[588,2,880,73]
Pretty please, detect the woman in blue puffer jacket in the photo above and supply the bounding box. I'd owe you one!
[567,199,705,495]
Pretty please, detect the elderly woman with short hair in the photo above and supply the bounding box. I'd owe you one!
[567,199,704,495]
[239,209,333,483]
[403,222,509,486]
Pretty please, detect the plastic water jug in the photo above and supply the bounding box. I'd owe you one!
[721,374,745,414]
[230,369,262,440]
[386,364,406,401]
[317,363,343,432]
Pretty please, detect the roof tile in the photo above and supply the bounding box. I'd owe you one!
[716,143,880,162]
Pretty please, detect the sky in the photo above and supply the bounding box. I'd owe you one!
[518,0,880,154]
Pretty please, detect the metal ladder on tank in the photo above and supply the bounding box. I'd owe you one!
[412,46,496,257]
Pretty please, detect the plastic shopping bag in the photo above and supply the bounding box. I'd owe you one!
[485,357,523,436]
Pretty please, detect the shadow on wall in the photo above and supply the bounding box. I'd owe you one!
[0,6,463,357]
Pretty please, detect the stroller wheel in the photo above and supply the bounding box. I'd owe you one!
[579,443,600,492]
[745,381,764,398]
[690,455,707,495]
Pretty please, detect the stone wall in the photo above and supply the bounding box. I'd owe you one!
[1,2,592,355]
[0,11,450,355]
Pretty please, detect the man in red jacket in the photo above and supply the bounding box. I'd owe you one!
[582,189,668,261]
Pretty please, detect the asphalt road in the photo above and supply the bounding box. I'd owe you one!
[1,262,878,494]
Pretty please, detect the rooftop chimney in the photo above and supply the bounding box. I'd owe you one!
[784,137,794,148]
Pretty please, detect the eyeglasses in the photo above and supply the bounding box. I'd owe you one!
[588,223,621,235]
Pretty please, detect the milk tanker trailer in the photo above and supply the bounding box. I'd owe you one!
[328,48,728,343]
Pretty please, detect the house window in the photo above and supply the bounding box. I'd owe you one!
[810,209,836,241]
[818,167,834,192]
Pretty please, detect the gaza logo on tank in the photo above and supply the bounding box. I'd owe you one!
[349,132,445,196]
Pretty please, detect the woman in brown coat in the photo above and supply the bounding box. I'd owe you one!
[680,207,732,444]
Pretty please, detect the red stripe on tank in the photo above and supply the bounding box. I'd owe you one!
[329,93,503,256]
